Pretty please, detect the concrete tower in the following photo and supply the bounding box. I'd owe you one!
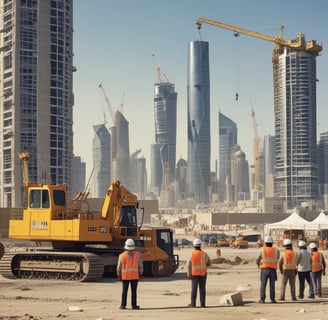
[274,48,320,208]
[0,0,74,207]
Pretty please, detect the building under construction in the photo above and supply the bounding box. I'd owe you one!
[196,18,323,209]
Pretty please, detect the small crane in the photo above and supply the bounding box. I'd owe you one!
[98,83,115,124]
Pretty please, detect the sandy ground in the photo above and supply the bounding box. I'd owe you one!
[0,244,328,320]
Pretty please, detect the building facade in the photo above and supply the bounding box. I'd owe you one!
[92,124,111,197]
[231,145,250,205]
[71,155,86,196]
[274,48,319,208]
[152,81,177,195]
[111,111,130,190]
[263,135,276,197]
[187,40,211,204]
[218,112,237,202]
[0,0,74,207]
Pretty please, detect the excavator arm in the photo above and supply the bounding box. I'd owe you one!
[101,180,138,228]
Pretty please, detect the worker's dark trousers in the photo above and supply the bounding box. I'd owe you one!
[298,271,314,297]
[121,280,138,307]
[191,275,207,307]
[260,268,277,301]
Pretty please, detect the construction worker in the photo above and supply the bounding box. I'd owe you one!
[256,235,280,303]
[278,239,298,301]
[309,242,326,297]
[297,240,315,299]
[117,238,143,310]
[187,238,211,308]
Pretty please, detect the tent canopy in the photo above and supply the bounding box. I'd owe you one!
[265,212,309,232]
[306,211,328,230]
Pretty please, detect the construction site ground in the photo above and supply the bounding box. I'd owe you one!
[0,243,328,320]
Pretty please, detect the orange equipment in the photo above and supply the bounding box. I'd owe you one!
[0,153,179,281]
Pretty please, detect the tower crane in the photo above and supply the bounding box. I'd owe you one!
[152,53,169,83]
[98,83,115,124]
[195,17,322,109]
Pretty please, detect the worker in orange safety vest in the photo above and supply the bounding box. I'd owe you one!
[187,238,211,308]
[256,235,280,303]
[278,238,298,301]
[117,238,143,310]
[309,242,326,297]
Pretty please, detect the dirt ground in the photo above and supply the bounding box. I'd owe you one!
[0,244,328,320]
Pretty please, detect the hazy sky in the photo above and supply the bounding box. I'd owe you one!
[73,0,328,180]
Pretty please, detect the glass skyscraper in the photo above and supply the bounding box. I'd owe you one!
[0,0,74,207]
[219,112,237,202]
[152,81,177,195]
[187,40,211,204]
[92,124,111,197]
[274,48,320,208]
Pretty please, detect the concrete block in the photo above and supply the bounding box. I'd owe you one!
[219,292,243,306]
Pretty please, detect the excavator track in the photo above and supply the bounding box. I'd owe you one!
[0,251,104,282]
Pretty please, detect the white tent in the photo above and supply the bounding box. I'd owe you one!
[306,211,328,230]
[265,211,310,233]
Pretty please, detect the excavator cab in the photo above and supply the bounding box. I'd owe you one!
[119,205,138,236]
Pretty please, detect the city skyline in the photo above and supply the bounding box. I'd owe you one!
[73,0,328,181]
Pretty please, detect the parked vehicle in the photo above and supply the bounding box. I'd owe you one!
[231,237,248,249]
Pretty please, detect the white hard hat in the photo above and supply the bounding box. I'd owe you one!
[193,238,202,247]
[309,242,317,249]
[283,239,292,246]
[298,240,306,247]
[264,235,273,243]
[124,238,135,250]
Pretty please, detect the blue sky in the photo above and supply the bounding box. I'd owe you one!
[73,0,328,181]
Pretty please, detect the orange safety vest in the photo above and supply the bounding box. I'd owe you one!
[191,250,207,276]
[260,247,278,269]
[283,250,298,270]
[121,251,140,280]
[312,251,323,272]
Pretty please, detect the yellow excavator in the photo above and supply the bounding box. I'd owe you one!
[0,152,179,281]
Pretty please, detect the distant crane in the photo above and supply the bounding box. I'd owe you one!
[195,17,322,108]
[98,83,115,124]
[152,53,169,83]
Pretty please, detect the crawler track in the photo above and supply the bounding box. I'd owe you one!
[0,251,104,282]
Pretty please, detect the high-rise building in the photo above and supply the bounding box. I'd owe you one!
[152,81,177,196]
[71,156,86,196]
[130,152,147,200]
[274,48,319,208]
[318,132,328,195]
[219,112,237,202]
[175,158,187,200]
[111,111,130,189]
[92,124,111,197]
[150,143,162,197]
[263,135,276,197]
[0,0,74,207]
[231,145,250,205]
[187,40,211,204]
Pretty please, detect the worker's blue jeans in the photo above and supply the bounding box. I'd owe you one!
[310,270,322,296]
[260,268,277,301]
[298,271,314,298]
